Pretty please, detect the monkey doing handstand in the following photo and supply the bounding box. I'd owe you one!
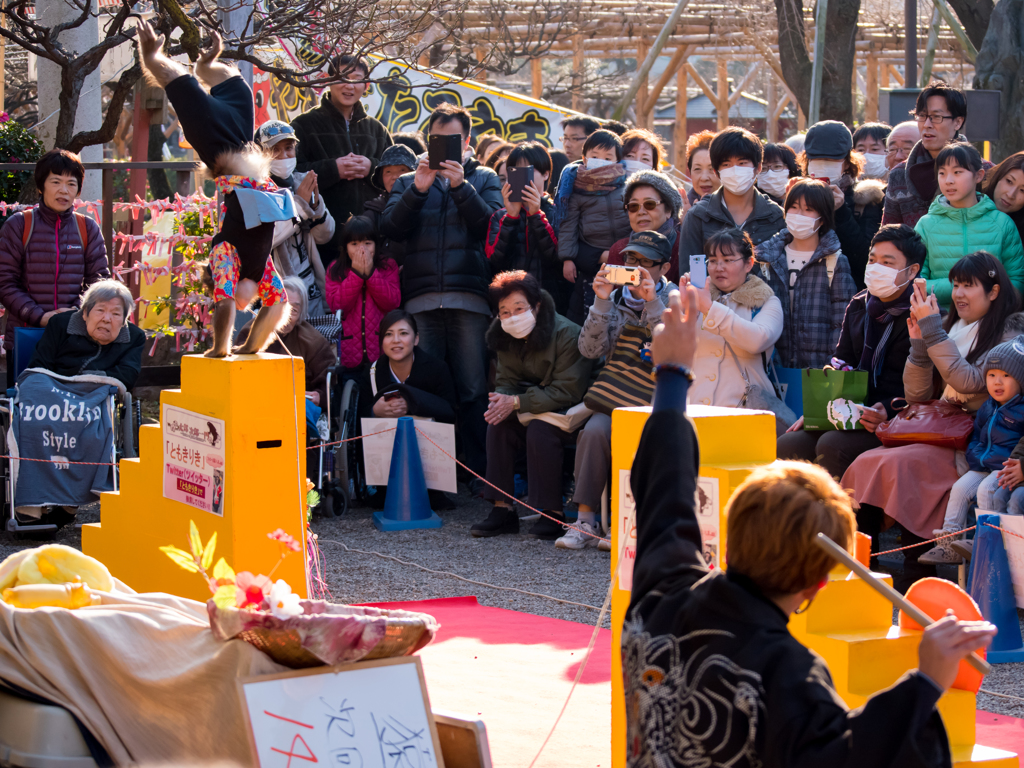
[137,20,294,357]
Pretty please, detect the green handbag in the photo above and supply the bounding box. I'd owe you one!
[802,368,869,431]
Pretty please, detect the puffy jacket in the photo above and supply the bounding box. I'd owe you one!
[361,194,405,266]
[381,159,503,301]
[756,229,856,369]
[556,169,631,261]
[487,291,593,414]
[679,188,785,264]
[914,193,1024,307]
[292,97,394,260]
[689,274,783,408]
[966,394,1024,472]
[0,203,109,351]
[486,196,560,296]
[325,260,401,369]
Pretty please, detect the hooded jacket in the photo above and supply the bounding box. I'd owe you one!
[381,158,503,302]
[756,229,857,369]
[485,196,560,299]
[0,203,109,351]
[914,193,1024,307]
[486,291,593,414]
[679,188,785,266]
[966,393,1024,472]
[689,274,783,408]
[292,96,394,258]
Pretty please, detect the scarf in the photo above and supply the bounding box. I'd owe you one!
[551,163,580,233]
[943,318,981,402]
[859,283,913,385]
[573,163,626,195]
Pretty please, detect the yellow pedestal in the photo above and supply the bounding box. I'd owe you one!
[82,354,309,601]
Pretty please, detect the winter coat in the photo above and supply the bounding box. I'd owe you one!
[835,179,886,290]
[756,229,857,369]
[361,194,405,266]
[325,260,401,369]
[606,217,682,284]
[914,193,1024,307]
[833,288,912,418]
[578,277,676,360]
[486,291,594,414]
[292,96,394,260]
[679,188,785,265]
[485,196,561,298]
[625,387,952,768]
[0,203,109,351]
[882,139,994,228]
[28,309,145,390]
[236,320,337,407]
[965,394,1024,472]
[381,159,503,302]
[271,170,335,317]
[689,274,783,408]
[370,347,457,423]
[557,176,631,262]
[904,312,1024,413]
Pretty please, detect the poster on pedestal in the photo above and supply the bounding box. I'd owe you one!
[696,477,721,569]
[162,405,226,516]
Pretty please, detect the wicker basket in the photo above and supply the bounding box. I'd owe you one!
[208,599,438,668]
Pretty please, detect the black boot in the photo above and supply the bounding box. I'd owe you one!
[471,506,520,538]
[526,512,567,540]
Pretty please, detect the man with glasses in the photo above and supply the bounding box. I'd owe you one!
[882,84,990,227]
[559,116,601,163]
[293,54,393,267]
[559,229,677,551]
[884,121,921,171]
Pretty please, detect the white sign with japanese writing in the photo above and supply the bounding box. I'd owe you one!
[617,469,637,592]
[162,405,226,516]
[697,477,721,569]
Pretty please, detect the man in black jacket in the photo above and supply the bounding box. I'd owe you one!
[292,54,393,266]
[625,285,997,768]
[381,103,503,475]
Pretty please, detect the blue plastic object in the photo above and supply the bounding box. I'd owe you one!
[775,366,804,418]
[968,513,1024,663]
[373,417,443,532]
[13,327,44,378]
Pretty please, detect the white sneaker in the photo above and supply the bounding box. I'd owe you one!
[598,532,612,552]
[555,521,600,550]
[918,528,963,564]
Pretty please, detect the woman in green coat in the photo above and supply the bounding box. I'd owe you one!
[915,143,1024,307]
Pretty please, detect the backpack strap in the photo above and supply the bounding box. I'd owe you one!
[21,210,89,250]
[825,252,838,286]
[20,209,33,248]
[74,213,89,251]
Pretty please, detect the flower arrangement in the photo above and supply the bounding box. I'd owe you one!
[160,521,303,618]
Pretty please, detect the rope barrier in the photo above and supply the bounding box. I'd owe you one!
[875,521,1024,557]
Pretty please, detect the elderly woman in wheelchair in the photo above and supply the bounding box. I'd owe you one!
[6,279,145,534]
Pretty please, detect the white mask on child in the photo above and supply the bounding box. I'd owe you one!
[501,310,537,339]
[271,158,297,178]
[585,158,615,170]
[785,211,821,240]
[718,166,756,194]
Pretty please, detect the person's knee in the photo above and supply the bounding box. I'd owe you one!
[525,420,561,449]
[1008,488,1024,516]
[776,430,817,462]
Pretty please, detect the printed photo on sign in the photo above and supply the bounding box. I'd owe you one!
[163,405,227,516]
[617,469,637,591]
[697,476,721,568]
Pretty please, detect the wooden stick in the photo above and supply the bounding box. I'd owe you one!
[814,533,992,675]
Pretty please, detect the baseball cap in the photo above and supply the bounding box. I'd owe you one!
[621,230,671,263]
[255,120,299,149]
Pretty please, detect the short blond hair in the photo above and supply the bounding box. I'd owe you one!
[725,461,856,596]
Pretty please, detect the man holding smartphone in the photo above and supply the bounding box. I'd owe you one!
[381,103,503,480]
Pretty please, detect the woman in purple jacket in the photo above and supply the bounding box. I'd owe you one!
[0,149,109,387]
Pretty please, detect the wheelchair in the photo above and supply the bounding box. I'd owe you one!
[0,328,141,536]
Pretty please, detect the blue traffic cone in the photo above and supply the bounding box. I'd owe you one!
[373,417,443,532]
[968,513,1024,662]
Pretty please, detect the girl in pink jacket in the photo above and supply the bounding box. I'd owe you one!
[325,215,401,371]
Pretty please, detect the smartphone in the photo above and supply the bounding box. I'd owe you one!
[383,392,402,402]
[507,165,534,203]
[689,254,707,289]
[429,134,463,170]
[606,266,641,286]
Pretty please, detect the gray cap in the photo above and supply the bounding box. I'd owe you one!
[984,338,1024,392]
[804,121,853,160]
[373,144,419,188]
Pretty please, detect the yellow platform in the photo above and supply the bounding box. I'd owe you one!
[83,354,309,601]
[609,405,1017,768]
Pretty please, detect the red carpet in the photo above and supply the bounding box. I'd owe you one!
[365,596,1024,766]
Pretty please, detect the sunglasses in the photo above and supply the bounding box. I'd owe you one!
[625,200,662,213]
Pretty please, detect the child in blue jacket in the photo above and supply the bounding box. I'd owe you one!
[921,338,1024,563]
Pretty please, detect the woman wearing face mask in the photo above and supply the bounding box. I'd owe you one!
[756,143,799,205]
[684,130,720,206]
[472,270,594,539]
[257,120,335,316]
[778,225,924,479]
[604,170,684,283]
[842,253,1024,589]
[621,128,665,174]
[755,179,856,369]
[984,151,1024,249]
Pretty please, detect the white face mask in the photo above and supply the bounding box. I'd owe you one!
[864,262,913,298]
[807,159,845,182]
[271,157,297,178]
[585,157,615,170]
[757,169,789,198]
[785,211,821,240]
[718,166,755,195]
[623,159,651,174]
[501,309,537,339]
[862,153,888,180]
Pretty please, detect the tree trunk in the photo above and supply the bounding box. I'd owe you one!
[973,0,1024,162]
[53,64,87,150]
[773,0,862,126]
[945,0,994,50]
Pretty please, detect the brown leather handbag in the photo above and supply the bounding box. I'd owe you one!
[875,399,975,450]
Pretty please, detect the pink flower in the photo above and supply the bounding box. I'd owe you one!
[9,157,19,164]
[268,528,301,552]
[0,112,10,123]
[235,571,271,609]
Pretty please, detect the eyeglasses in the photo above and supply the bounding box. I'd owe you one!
[623,254,659,269]
[625,200,662,213]
[764,164,788,173]
[912,112,954,124]
[561,135,586,144]
[706,257,746,268]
